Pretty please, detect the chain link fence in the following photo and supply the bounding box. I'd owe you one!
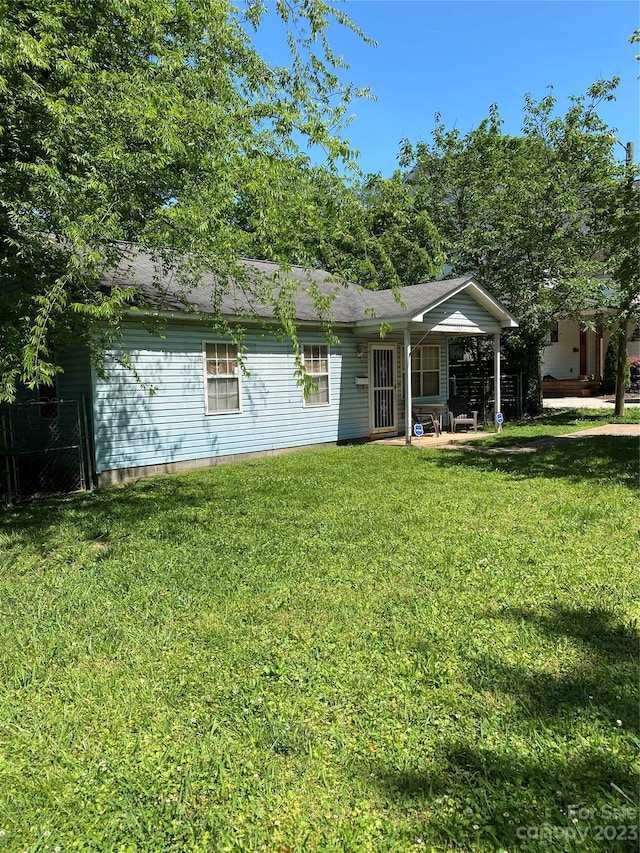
[1,399,91,505]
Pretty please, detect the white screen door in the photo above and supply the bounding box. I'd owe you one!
[370,345,397,433]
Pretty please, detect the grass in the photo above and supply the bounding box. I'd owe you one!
[464,406,640,448]
[0,412,638,852]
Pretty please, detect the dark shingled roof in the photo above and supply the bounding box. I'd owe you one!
[101,247,482,325]
[361,278,478,321]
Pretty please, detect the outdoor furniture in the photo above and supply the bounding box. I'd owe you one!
[411,399,444,435]
[412,407,441,437]
[447,396,478,433]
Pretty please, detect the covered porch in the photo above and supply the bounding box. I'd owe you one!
[541,319,611,397]
[350,276,519,444]
[397,328,508,443]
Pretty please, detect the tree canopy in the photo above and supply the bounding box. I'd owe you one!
[2,0,438,400]
[2,2,636,413]
[232,162,442,288]
[590,160,640,415]
[400,79,636,411]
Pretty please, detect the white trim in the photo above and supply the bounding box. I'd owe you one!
[494,333,502,432]
[353,279,519,331]
[406,343,441,397]
[446,339,451,408]
[202,340,242,415]
[302,343,331,408]
[369,344,398,434]
[409,281,474,323]
[410,281,519,328]
[404,330,412,445]
[123,277,518,331]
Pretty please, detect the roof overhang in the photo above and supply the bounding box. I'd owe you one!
[353,278,518,333]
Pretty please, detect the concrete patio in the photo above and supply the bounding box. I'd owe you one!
[543,395,640,409]
[372,394,640,449]
[372,430,490,448]
[373,420,640,450]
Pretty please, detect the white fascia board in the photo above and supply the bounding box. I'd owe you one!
[123,306,355,331]
[409,280,518,329]
[408,280,472,322]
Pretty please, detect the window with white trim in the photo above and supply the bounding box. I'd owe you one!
[303,344,330,406]
[204,342,240,413]
[410,345,440,396]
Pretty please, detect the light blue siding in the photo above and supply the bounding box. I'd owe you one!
[93,322,370,474]
[90,290,502,477]
[58,346,93,401]
[426,292,502,335]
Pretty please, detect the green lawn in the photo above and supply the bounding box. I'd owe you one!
[1,417,638,852]
[466,406,640,447]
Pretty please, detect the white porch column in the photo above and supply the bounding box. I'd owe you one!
[494,332,502,432]
[404,328,412,445]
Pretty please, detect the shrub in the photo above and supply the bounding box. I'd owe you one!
[629,355,640,393]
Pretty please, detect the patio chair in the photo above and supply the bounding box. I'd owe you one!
[412,408,441,437]
[447,396,478,433]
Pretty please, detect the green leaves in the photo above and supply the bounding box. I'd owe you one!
[0,0,377,399]
[234,162,442,294]
[403,80,626,412]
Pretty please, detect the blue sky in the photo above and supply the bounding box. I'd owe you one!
[264,0,639,175]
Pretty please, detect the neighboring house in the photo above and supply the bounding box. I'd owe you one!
[6,251,518,492]
[541,319,640,397]
[541,320,609,397]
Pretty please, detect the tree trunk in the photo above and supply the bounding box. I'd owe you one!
[524,347,543,415]
[614,321,628,417]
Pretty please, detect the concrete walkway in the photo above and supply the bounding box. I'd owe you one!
[463,422,640,455]
[544,395,640,409]
[373,422,640,452]
[554,423,640,437]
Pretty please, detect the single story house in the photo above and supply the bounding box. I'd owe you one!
[10,251,518,490]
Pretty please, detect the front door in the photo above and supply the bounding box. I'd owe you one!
[370,345,397,434]
[579,330,587,377]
